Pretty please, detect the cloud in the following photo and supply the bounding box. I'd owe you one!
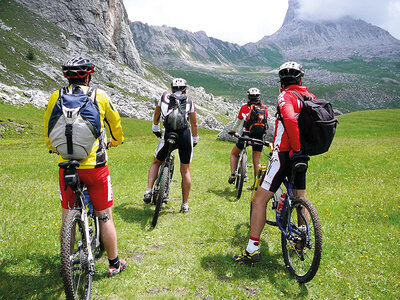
[297,0,400,39]
[124,0,288,45]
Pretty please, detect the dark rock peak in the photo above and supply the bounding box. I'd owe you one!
[283,0,300,26]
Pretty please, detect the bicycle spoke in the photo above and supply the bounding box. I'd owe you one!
[281,197,322,283]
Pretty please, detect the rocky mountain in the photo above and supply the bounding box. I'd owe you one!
[130,22,271,69]
[0,0,237,129]
[253,0,400,62]
[15,0,143,73]
[130,0,400,113]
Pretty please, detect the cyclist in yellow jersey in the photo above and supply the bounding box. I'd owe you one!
[43,56,126,276]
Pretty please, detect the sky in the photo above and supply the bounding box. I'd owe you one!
[124,0,400,45]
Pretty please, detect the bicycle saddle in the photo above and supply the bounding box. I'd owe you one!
[58,160,80,169]
[165,132,179,145]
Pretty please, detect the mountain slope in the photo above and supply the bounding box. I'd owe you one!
[252,0,400,61]
[15,0,143,73]
[131,21,279,69]
[130,0,400,113]
[0,0,237,126]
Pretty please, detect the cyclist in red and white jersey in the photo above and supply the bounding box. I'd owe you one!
[233,61,317,264]
[228,88,268,186]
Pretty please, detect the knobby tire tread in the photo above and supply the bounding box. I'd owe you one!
[152,166,169,227]
[236,152,247,199]
[61,209,92,300]
[281,197,322,283]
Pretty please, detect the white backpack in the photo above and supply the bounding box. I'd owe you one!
[48,86,102,160]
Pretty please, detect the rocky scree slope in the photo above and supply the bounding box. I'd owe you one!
[0,0,238,130]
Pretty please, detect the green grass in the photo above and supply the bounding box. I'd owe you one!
[0,103,399,299]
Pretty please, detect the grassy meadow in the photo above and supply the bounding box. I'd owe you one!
[0,103,399,299]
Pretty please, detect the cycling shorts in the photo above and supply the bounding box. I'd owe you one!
[154,128,193,164]
[236,131,264,152]
[260,151,306,193]
[59,165,113,211]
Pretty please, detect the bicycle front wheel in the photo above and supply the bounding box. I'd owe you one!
[281,197,322,283]
[152,166,169,227]
[236,151,247,199]
[61,210,93,300]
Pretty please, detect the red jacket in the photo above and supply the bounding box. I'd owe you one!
[273,84,316,152]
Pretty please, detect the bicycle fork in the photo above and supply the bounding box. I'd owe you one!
[81,210,95,275]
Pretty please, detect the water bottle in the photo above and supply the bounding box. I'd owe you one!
[83,189,93,214]
[276,193,286,217]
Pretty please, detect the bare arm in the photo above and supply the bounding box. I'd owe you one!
[153,105,161,125]
[189,111,198,137]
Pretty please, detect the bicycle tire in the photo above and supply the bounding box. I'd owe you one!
[152,166,169,227]
[236,151,247,199]
[281,197,322,283]
[61,210,93,300]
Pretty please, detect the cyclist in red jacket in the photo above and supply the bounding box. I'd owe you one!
[233,61,316,264]
[228,88,268,186]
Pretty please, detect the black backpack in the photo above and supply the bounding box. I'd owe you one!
[245,104,268,134]
[163,92,189,132]
[278,91,338,156]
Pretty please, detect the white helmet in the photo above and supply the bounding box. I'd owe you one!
[171,78,187,92]
[247,87,260,101]
[278,61,304,81]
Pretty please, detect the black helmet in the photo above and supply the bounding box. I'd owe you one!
[247,87,260,101]
[62,56,95,79]
[278,61,304,82]
[171,78,187,92]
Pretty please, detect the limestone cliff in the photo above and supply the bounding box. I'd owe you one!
[15,0,143,73]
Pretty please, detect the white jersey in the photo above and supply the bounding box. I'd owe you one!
[158,92,195,121]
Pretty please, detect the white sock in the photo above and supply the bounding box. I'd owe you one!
[146,188,152,194]
[246,236,260,254]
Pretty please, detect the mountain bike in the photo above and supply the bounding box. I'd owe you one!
[59,160,104,300]
[151,132,177,227]
[230,132,254,199]
[250,151,322,283]
[231,132,270,199]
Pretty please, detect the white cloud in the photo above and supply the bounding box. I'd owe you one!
[124,0,288,45]
[297,0,400,39]
[124,0,400,44]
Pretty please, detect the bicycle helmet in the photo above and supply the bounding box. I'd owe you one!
[247,87,261,101]
[278,61,304,81]
[171,78,187,92]
[62,56,95,79]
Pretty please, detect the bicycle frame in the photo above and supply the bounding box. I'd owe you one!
[153,132,177,197]
[267,156,312,246]
[60,161,97,275]
[235,147,247,183]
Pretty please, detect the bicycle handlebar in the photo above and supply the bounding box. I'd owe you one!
[231,132,272,148]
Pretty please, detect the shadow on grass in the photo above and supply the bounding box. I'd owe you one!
[0,253,64,299]
[208,186,241,202]
[200,222,309,297]
[114,201,180,230]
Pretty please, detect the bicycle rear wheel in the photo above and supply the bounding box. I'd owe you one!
[61,210,93,300]
[236,151,247,199]
[281,197,322,283]
[152,166,169,227]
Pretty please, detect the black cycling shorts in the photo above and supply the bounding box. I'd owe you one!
[154,128,193,164]
[260,151,306,193]
[236,131,264,152]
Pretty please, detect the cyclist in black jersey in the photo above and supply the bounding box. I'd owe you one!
[143,78,199,213]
